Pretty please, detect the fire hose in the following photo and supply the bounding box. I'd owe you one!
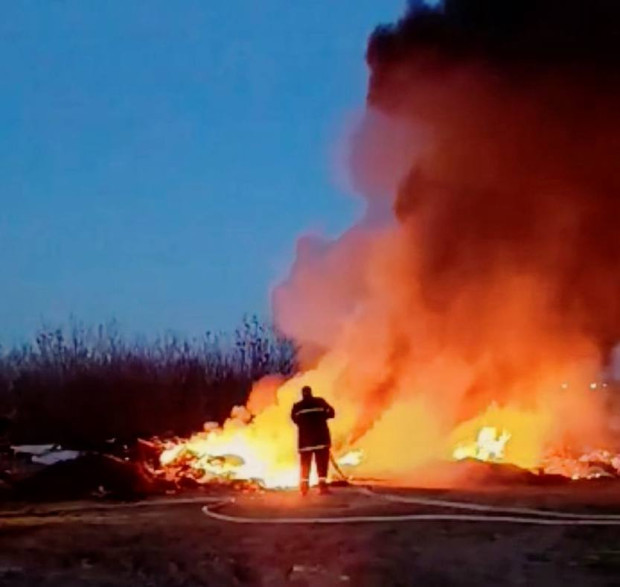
[201,500,620,526]
[206,452,618,525]
[329,451,349,481]
[4,453,620,527]
[354,487,620,520]
[5,493,620,527]
[4,490,620,527]
[200,454,620,525]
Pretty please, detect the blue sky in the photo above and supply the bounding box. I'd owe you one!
[0,1,406,344]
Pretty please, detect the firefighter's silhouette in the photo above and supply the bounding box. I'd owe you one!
[291,385,335,495]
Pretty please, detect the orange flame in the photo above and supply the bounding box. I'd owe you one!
[157,370,619,487]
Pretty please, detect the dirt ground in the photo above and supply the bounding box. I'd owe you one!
[2,484,620,586]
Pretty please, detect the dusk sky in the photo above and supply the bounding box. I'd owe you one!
[1,1,408,344]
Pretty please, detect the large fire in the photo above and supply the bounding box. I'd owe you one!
[155,376,370,489]
[155,378,620,488]
[159,1,620,489]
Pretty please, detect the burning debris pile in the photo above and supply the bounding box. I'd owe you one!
[155,0,620,490]
[152,402,362,490]
[153,394,620,489]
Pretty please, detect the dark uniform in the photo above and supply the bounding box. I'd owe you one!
[291,387,335,494]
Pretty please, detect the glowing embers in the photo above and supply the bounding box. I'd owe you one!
[542,449,620,480]
[453,426,512,463]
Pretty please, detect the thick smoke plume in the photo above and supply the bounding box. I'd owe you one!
[272,0,620,481]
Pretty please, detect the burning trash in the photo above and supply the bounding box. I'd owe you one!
[152,389,620,490]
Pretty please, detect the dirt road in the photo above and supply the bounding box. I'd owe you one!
[1,486,620,586]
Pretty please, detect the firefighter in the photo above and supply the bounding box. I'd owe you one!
[290,385,335,495]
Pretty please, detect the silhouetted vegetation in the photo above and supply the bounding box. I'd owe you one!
[0,317,297,447]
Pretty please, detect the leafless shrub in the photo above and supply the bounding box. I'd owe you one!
[0,316,297,447]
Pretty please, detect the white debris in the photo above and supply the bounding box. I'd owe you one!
[32,450,82,466]
[11,444,82,465]
[11,444,56,456]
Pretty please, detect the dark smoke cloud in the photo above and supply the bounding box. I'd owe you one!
[365,0,620,354]
[370,0,620,73]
